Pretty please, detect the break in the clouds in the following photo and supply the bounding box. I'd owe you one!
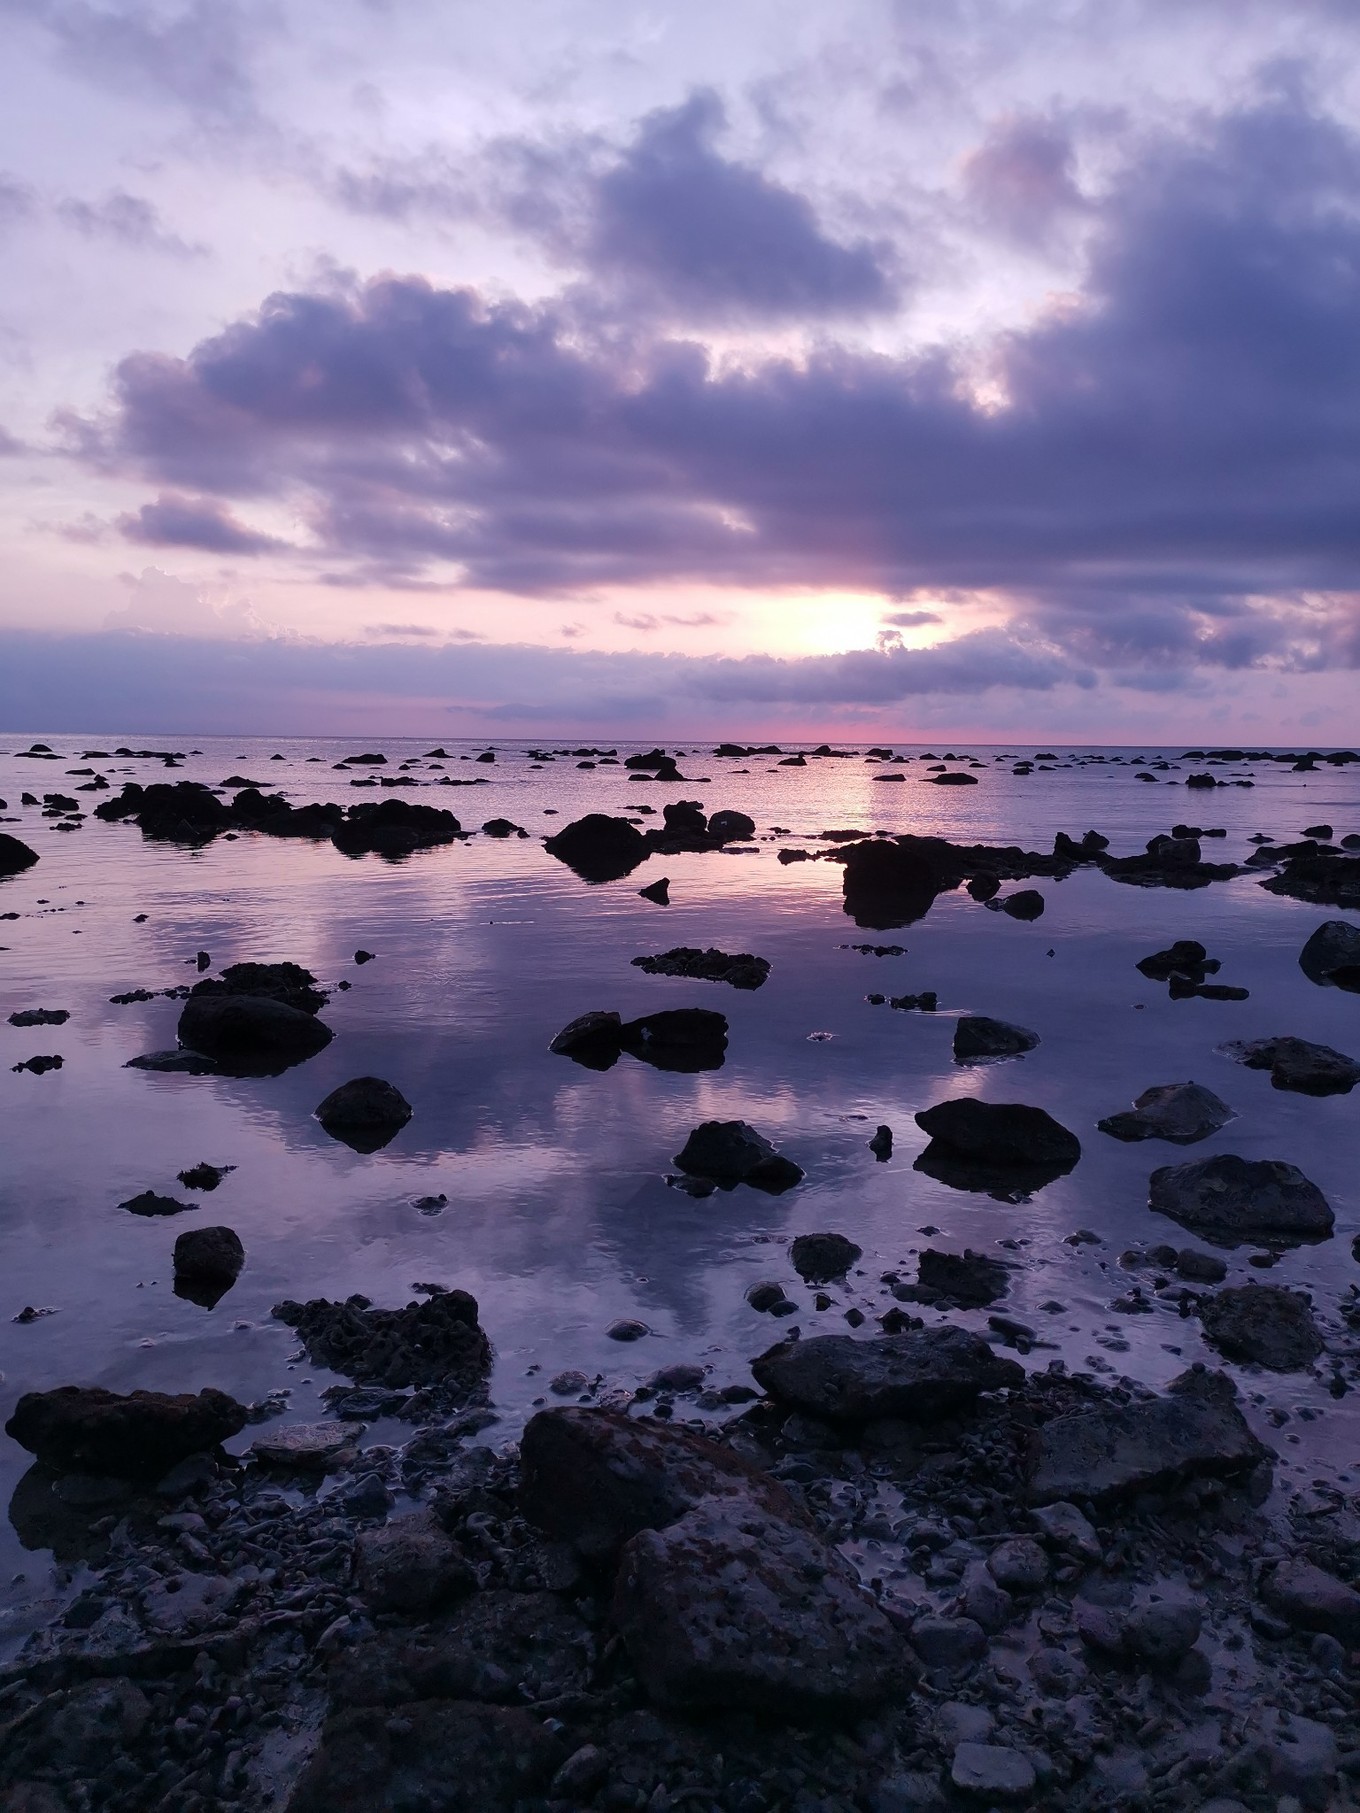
[4,0,1360,734]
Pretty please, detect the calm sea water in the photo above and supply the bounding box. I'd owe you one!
[2,735,1358,1649]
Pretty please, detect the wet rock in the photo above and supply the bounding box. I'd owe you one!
[252,1420,355,1468]
[790,1231,862,1282]
[333,1590,590,1706]
[1262,850,1360,909]
[987,1536,1049,1592]
[1198,1283,1323,1370]
[4,1384,247,1479]
[1028,1368,1263,1502]
[751,1326,1023,1423]
[746,1280,795,1314]
[12,1054,62,1074]
[1106,835,1239,889]
[912,1249,1010,1307]
[519,1406,796,1565]
[1123,1598,1203,1667]
[869,1123,893,1159]
[673,1120,804,1191]
[544,812,649,881]
[707,808,757,841]
[916,1097,1079,1166]
[613,1494,910,1712]
[991,888,1045,920]
[619,1007,729,1072]
[119,1189,195,1216]
[1176,1248,1227,1282]
[1222,1035,1360,1095]
[952,1016,1039,1061]
[176,992,332,1076]
[315,1076,414,1153]
[961,1565,1012,1633]
[172,1225,244,1306]
[332,796,462,857]
[189,958,327,1013]
[288,1701,562,1813]
[1029,1499,1101,1561]
[950,1743,1036,1801]
[272,1289,491,1393]
[7,1008,68,1027]
[356,1509,474,1613]
[606,1318,649,1341]
[1247,1708,1338,1803]
[548,1008,623,1067]
[1148,1154,1334,1243]
[1298,918,1360,990]
[638,876,670,904]
[1098,1081,1235,1143]
[1137,938,1218,982]
[0,831,40,875]
[176,1160,234,1190]
[124,1047,219,1074]
[630,945,770,989]
[1261,1559,1360,1641]
[910,1615,987,1670]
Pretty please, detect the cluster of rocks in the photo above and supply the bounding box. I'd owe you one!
[543,808,757,883]
[550,1008,729,1073]
[629,947,770,989]
[94,781,462,858]
[1136,940,1249,1001]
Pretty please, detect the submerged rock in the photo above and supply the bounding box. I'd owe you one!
[1028,1369,1264,1503]
[789,1231,862,1282]
[953,1016,1040,1061]
[751,1327,1023,1423]
[1098,1081,1235,1143]
[119,1190,195,1217]
[673,1120,803,1191]
[4,1385,247,1479]
[630,946,770,989]
[1148,1154,1334,1243]
[272,1289,491,1393]
[1223,1035,1360,1095]
[1198,1283,1323,1371]
[315,1076,414,1152]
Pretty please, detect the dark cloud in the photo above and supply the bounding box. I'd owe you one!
[0,172,36,227]
[587,90,897,319]
[75,89,1360,682]
[962,113,1089,248]
[118,492,285,554]
[883,608,942,628]
[57,191,204,257]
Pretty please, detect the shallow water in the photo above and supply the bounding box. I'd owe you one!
[2,734,1358,1652]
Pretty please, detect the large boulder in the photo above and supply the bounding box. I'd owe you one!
[176,993,332,1075]
[1028,1370,1265,1503]
[315,1077,413,1152]
[0,832,39,876]
[1223,1036,1360,1096]
[1148,1154,1334,1244]
[4,1385,247,1479]
[549,1008,728,1072]
[272,1289,491,1393]
[1097,1081,1235,1143]
[673,1120,803,1191]
[1298,919,1360,990]
[1198,1283,1324,1371]
[751,1327,1023,1423]
[707,809,757,842]
[789,1231,862,1282]
[172,1225,245,1307]
[332,797,461,857]
[1262,1560,1360,1642]
[543,813,649,882]
[613,1496,910,1713]
[914,1099,1080,1192]
[355,1510,474,1614]
[953,1017,1039,1061]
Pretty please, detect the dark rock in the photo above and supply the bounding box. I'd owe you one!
[673,1120,803,1191]
[315,1076,414,1152]
[751,1326,1023,1423]
[707,809,757,841]
[790,1232,862,1282]
[519,1406,795,1565]
[1122,1599,1203,1668]
[914,1098,1080,1177]
[125,1048,219,1074]
[1137,938,1217,982]
[548,1009,624,1067]
[332,797,461,857]
[332,1590,590,1707]
[950,1743,1035,1801]
[176,993,332,1076]
[172,1225,244,1307]
[0,832,40,875]
[638,876,670,904]
[1262,851,1360,909]
[1105,835,1240,889]
[7,1008,68,1027]
[480,818,522,838]
[967,873,1001,902]
[661,799,706,835]
[1028,1369,1264,1502]
[1148,1154,1334,1243]
[928,771,978,785]
[953,1016,1039,1061]
[543,813,649,881]
[177,1161,234,1190]
[11,1054,62,1075]
[914,1248,1010,1307]
[119,1190,195,1217]
[631,945,770,989]
[1299,919,1360,990]
[189,964,322,1007]
[910,1615,987,1669]
[1223,1035,1360,1095]
[869,1123,893,1159]
[606,1318,649,1341]
[272,1289,491,1393]
[288,1701,562,1813]
[356,1510,474,1613]
[987,1536,1048,1592]
[993,888,1045,920]
[4,1385,247,1479]
[1262,1559,1360,1641]
[1198,1283,1323,1370]
[1097,1081,1235,1143]
[620,1008,729,1071]
[613,1494,909,1712]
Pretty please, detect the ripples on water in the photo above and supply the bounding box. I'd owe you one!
[1,735,1357,1642]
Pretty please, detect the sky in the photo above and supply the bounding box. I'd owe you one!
[2,0,1360,739]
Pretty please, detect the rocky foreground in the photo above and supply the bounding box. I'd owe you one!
[3,1316,1360,1813]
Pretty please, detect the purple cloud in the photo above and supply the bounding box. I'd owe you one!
[118,492,284,554]
[57,190,203,257]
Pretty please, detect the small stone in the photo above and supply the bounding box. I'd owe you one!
[606,1318,649,1341]
[987,1536,1048,1592]
[950,1743,1036,1800]
[1123,1598,1202,1667]
[909,1615,987,1671]
[252,1420,355,1468]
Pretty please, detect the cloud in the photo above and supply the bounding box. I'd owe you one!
[613,609,729,630]
[962,113,1090,248]
[102,566,267,635]
[65,86,1360,688]
[882,608,942,628]
[56,191,204,257]
[118,492,285,554]
[0,172,36,227]
[586,90,898,320]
